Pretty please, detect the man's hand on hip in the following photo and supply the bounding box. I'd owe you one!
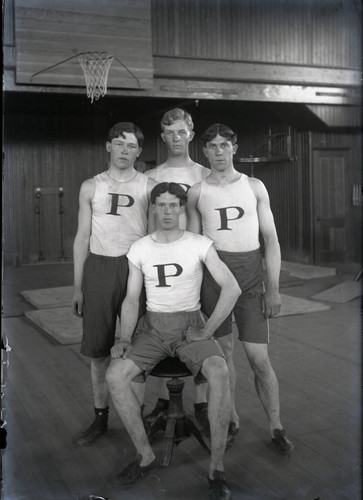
[111,340,132,359]
[186,326,211,343]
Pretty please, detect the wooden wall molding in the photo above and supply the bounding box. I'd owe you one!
[4,68,360,106]
[154,56,361,88]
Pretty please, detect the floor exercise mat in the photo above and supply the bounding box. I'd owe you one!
[25,307,83,344]
[21,286,73,309]
[24,307,121,345]
[311,280,362,303]
[275,294,330,317]
[280,262,336,280]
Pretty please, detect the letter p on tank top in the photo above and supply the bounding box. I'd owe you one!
[90,171,149,256]
[197,174,260,252]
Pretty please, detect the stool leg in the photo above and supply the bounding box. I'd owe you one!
[166,378,185,418]
[161,418,177,467]
[160,378,185,467]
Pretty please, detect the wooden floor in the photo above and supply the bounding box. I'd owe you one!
[1,263,361,500]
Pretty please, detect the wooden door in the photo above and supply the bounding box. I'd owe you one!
[313,150,348,264]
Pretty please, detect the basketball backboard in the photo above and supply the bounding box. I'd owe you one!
[13,0,153,91]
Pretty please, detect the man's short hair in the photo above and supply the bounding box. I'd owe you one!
[151,182,188,206]
[200,123,237,146]
[160,108,194,132]
[107,122,144,148]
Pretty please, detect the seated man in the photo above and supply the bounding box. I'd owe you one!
[106,182,241,500]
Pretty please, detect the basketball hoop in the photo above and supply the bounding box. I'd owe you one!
[30,50,140,101]
[78,52,114,103]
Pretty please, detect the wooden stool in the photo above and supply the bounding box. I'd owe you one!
[147,356,211,467]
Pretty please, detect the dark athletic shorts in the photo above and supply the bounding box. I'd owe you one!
[201,248,269,344]
[125,310,225,378]
[81,253,145,358]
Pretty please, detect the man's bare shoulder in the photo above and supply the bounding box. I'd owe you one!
[80,177,95,199]
[248,176,269,201]
[248,176,266,191]
[188,182,202,196]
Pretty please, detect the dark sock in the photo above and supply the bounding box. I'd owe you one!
[94,407,109,417]
[194,402,208,411]
[94,407,109,428]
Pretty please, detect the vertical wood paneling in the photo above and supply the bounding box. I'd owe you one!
[3,114,109,264]
[152,0,361,69]
[307,105,362,128]
[3,103,361,266]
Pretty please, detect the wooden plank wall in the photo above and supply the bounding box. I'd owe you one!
[14,0,153,89]
[3,114,109,264]
[307,105,362,128]
[239,125,308,262]
[2,108,164,266]
[152,0,361,69]
[3,107,361,266]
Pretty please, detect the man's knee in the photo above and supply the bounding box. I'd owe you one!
[106,359,132,392]
[244,342,274,377]
[202,356,229,384]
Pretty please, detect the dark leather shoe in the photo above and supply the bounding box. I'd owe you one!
[76,420,107,446]
[208,470,232,500]
[113,454,158,486]
[271,428,294,457]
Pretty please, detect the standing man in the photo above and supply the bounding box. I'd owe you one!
[144,108,218,435]
[187,123,294,456]
[71,122,155,446]
[145,107,210,230]
[106,182,241,499]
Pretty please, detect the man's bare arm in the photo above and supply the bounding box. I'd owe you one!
[250,177,281,318]
[187,246,241,342]
[111,262,144,359]
[202,246,241,337]
[186,183,202,234]
[71,179,94,317]
[146,178,157,233]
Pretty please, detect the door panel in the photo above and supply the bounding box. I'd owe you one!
[313,150,347,263]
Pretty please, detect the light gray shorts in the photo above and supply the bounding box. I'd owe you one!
[126,310,225,378]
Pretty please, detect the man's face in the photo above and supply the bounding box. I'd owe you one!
[161,120,194,156]
[153,192,183,230]
[106,132,142,170]
[203,134,238,171]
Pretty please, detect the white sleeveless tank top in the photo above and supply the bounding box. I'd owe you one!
[197,174,260,252]
[90,170,149,256]
[146,162,209,229]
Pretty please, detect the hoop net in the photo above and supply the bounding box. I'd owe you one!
[78,52,114,103]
